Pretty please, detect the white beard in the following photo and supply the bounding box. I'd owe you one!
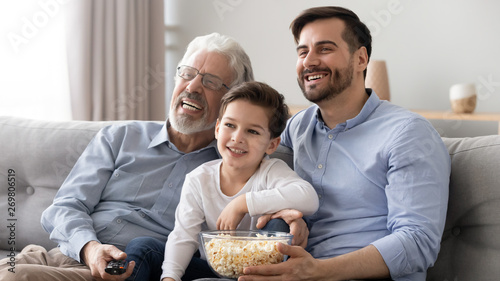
[168,90,216,134]
[169,109,216,135]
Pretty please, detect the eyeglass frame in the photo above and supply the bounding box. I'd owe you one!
[176,65,230,91]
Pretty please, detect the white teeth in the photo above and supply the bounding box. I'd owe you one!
[308,74,324,81]
[182,101,201,111]
[229,147,245,154]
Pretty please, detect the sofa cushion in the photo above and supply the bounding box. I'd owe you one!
[427,136,500,280]
[0,116,120,253]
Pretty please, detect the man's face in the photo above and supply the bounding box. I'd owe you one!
[169,50,233,135]
[296,18,355,103]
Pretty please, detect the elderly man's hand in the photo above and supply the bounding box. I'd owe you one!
[81,241,135,281]
[257,209,309,248]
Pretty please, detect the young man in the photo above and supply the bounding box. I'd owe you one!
[0,32,254,281]
[241,6,451,281]
[161,81,318,281]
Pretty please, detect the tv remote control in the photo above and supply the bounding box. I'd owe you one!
[105,259,127,275]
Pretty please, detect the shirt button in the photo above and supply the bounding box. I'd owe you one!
[114,172,119,177]
[328,134,333,139]
[168,183,173,188]
[116,219,122,224]
[317,164,323,169]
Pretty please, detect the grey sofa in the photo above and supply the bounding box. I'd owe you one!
[1,115,500,280]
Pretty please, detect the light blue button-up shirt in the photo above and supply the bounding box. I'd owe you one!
[281,90,450,280]
[41,121,219,262]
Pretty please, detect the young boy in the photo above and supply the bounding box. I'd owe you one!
[160,81,319,281]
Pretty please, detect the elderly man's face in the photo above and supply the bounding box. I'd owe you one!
[169,50,233,135]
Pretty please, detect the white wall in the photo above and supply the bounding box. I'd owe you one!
[165,0,500,136]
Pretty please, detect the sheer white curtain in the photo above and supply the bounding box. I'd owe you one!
[65,0,165,121]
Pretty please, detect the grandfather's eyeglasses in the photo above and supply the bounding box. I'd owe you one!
[177,65,230,91]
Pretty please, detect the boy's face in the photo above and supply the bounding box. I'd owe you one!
[215,99,280,172]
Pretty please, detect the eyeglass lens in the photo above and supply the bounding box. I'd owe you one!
[177,65,228,90]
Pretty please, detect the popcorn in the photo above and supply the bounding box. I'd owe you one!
[204,234,288,278]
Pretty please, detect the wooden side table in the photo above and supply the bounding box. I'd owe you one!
[412,110,500,134]
[288,105,309,116]
[289,106,500,135]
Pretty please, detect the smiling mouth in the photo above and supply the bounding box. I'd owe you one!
[182,100,202,111]
[307,74,326,81]
[228,147,246,154]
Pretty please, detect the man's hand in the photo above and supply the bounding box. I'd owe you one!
[239,242,391,281]
[256,209,309,247]
[81,240,135,281]
[239,242,322,281]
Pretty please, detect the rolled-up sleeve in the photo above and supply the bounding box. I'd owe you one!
[41,126,118,261]
[372,118,450,278]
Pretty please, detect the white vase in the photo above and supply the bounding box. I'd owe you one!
[449,83,477,114]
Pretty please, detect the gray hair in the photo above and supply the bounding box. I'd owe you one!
[177,32,254,87]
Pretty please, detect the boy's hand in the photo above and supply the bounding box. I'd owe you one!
[217,194,248,230]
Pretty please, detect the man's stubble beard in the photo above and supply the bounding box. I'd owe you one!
[298,58,354,104]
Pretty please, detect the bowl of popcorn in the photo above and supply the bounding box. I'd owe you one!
[200,230,293,279]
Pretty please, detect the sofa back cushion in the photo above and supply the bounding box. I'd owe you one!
[0,116,120,251]
[427,135,500,280]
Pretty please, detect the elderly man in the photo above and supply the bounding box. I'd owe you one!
[0,32,253,281]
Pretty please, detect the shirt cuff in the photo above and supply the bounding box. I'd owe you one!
[59,231,100,263]
[246,193,257,217]
[371,234,407,279]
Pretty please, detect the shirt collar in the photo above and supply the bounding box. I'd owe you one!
[345,88,381,129]
[314,88,381,130]
[148,120,219,155]
[149,120,170,149]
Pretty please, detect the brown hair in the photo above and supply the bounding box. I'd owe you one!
[219,81,289,139]
[290,6,372,77]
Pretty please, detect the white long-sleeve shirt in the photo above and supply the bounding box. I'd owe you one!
[161,157,319,281]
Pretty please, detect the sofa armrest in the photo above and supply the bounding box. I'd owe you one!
[427,135,500,280]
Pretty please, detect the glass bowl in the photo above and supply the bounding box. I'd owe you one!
[199,230,293,279]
